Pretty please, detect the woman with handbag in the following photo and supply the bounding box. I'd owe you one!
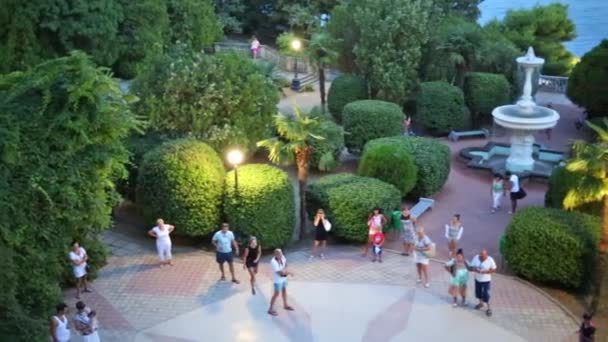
[310,208,331,260]
[414,227,434,288]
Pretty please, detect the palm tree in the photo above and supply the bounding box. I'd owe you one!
[257,106,334,240]
[564,119,608,313]
[306,31,339,112]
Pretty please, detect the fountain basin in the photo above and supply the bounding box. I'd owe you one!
[492,105,560,130]
[460,142,566,179]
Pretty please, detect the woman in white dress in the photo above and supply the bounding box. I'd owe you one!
[69,240,91,299]
[148,218,175,266]
[413,227,433,288]
[73,301,100,342]
[444,214,463,257]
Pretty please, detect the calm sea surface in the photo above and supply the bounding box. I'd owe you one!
[479,0,608,56]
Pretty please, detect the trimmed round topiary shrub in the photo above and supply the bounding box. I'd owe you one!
[365,136,450,197]
[504,207,601,289]
[358,139,418,196]
[343,100,404,153]
[306,174,401,242]
[567,40,608,118]
[327,74,368,122]
[545,166,602,216]
[224,164,295,249]
[308,108,345,172]
[136,139,225,236]
[415,81,466,135]
[463,72,510,123]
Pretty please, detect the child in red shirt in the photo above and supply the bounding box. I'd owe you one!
[372,231,385,263]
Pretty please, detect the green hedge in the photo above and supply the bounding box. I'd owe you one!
[136,139,225,236]
[365,136,450,196]
[415,81,466,134]
[308,108,345,172]
[545,166,602,216]
[358,139,418,196]
[504,207,601,289]
[306,174,401,242]
[463,72,510,123]
[224,164,295,249]
[327,74,368,122]
[343,100,404,153]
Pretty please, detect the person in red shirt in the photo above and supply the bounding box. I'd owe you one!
[372,231,385,263]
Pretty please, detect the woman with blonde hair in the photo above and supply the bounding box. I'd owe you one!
[413,227,433,288]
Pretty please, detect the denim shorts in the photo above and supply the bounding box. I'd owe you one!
[273,280,288,292]
[216,252,233,264]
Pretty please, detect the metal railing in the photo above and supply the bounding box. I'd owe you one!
[538,75,569,94]
[214,42,314,74]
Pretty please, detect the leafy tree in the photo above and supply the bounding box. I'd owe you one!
[215,0,246,34]
[564,119,608,314]
[258,107,336,240]
[435,0,484,21]
[567,40,608,118]
[0,52,137,340]
[306,31,339,110]
[167,0,223,50]
[493,3,576,76]
[132,48,279,154]
[329,0,434,102]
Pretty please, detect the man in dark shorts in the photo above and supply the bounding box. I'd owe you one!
[212,223,240,283]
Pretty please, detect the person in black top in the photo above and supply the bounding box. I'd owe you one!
[242,236,261,295]
[578,313,596,342]
[310,209,329,260]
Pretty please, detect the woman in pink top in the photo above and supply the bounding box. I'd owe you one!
[362,208,387,257]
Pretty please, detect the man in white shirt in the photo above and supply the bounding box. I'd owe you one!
[268,249,294,316]
[469,249,497,317]
[212,223,240,284]
[505,171,525,214]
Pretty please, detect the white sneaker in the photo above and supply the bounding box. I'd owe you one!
[416,278,422,283]
[309,255,314,261]
[452,302,458,307]
[424,283,430,288]
[320,253,325,259]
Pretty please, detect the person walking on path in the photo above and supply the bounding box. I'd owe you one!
[445,249,469,307]
[372,231,385,263]
[242,236,261,295]
[148,218,175,266]
[363,208,387,257]
[413,227,433,288]
[212,223,240,284]
[505,171,526,214]
[73,301,100,342]
[250,36,261,59]
[491,173,505,213]
[399,206,416,256]
[445,214,463,258]
[268,249,294,316]
[50,303,71,342]
[469,249,497,317]
[577,313,596,342]
[310,208,331,260]
[69,240,91,299]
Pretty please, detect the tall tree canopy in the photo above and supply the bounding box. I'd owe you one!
[567,40,608,118]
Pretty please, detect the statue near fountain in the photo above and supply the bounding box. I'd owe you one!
[492,47,560,172]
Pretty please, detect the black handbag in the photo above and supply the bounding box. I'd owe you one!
[517,188,527,199]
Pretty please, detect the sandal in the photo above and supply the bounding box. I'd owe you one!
[284,306,294,311]
[486,309,492,317]
[268,310,278,316]
[232,279,240,284]
[219,276,226,281]
[83,289,92,293]
[474,303,484,310]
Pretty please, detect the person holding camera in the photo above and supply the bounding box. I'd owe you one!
[310,208,331,260]
[268,249,294,316]
[69,240,91,299]
[73,301,100,342]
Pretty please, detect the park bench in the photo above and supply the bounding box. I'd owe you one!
[448,128,489,142]
[410,197,435,219]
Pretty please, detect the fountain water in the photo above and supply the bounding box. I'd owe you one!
[492,47,560,172]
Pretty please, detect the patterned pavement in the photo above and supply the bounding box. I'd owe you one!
[63,229,578,342]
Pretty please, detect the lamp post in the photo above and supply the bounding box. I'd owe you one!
[227,150,244,193]
[290,38,302,91]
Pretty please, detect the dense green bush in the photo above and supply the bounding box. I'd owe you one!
[358,139,418,196]
[504,207,601,289]
[415,81,467,134]
[463,72,510,123]
[133,49,279,154]
[567,40,608,118]
[136,139,225,236]
[306,174,401,242]
[308,108,345,171]
[366,136,450,196]
[224,164,295,249]
[545,166,602,216]
[342,100,404,153]
[0,53,136,340]
[327,75,368,122]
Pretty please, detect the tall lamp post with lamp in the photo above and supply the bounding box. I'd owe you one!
[227,150,244,194]
[290,38,302,91]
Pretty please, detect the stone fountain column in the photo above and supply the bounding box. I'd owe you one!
[507,130,535,171]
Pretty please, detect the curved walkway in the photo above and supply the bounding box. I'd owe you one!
[65,230,577,342]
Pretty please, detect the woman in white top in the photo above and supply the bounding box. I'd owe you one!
[505,171,525,214]
[73,301,100,342]
[444,214,463,257]
[413,227,432,288]
[363,208,387,257]
[50,303,71,342]
[268,249,294,316]
[250,36,261,59]
[148,218,175,266]
[69,240,91,299]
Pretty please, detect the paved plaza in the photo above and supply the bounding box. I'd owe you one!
[64,228,578,342]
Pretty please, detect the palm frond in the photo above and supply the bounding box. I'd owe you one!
[586,119,608,142]
[564,176,608,208]
[256,137,294,165]
[317,151,338,171]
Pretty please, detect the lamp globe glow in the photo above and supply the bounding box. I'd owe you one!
[291,39,302,51]
[227,150,244,166]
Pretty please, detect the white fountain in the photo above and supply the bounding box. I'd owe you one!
[492,47,560,172]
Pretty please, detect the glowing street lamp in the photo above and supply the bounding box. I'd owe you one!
[227,150,244,192]
[290,38,302,91]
